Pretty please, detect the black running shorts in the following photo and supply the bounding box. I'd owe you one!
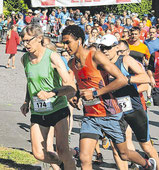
[124,109,150,142]
[31,107,70,127]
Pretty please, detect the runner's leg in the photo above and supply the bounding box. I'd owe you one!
[31,123,61,165]
[55,116,76,170]
[47,126,60,170]
[80,138,97,170]
[140,141,159,170]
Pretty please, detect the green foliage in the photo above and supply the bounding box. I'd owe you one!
[3,0,28,16]
[104,0,152,19]
[117,0,152,18]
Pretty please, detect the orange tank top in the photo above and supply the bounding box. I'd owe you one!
[72,50,121,117]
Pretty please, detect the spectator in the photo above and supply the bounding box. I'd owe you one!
[145,26,159,54]
[85,24,92,41]
[78,17,86,31]
[72,12,81,25]
[16,13,25,34]
[88,15,94,27]
[0,16,4,42]
[25,9,34,25]
[40,10,48,32]
[122,28,130,41]
[84,27,100,47]
[139,22,148,42]
[143,14,152,28]
[60,7,70,26]
[31,10,41,25]
[115,19,124,37]
[11,11,17,25]
[131,13,140,27]
[5,25,20,69]
[124,17,132,30]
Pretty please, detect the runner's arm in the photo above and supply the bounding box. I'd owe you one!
[93,51,128,96]
[49,52,76,96]
[124,55,150,84]
[147,54,156,88]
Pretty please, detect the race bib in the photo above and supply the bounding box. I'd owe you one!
[82,88,101,106]
[116,96,132,112]
[33,96,53,112]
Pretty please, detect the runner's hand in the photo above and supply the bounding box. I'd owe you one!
[20,102,29,117]
[37,91,56,100]
[69,96,81,110]
[80,89,93,101]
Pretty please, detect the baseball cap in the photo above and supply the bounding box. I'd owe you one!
[100,34,118,47]
[11,11,15,15]
[34,10,40,14]
[28,9,33,13]
[144,14,148,17]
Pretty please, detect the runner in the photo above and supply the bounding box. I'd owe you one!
[128,26,152,106]
[62,25,156,170]
[99,34,158,170]
[148,50,159,106]
[20,24,76,170]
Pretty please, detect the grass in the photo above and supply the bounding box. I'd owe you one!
[0,147,39,170]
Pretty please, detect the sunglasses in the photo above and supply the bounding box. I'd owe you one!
[117,49,128,54]
[99,44,116,52]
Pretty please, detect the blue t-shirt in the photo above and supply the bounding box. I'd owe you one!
[72,18,81,25]
[79,24,85,31]
[144,38,159,54]
[60,12,70,25]
[0,20,4,30]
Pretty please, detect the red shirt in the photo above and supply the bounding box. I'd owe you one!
[25,15,34,24]
[116,26,124,36]
[140,29,147,42]
[6,30,20,54]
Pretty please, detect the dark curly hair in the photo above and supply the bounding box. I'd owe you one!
[62,25,85,45]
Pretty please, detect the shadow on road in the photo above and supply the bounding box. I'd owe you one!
[149,120,159,127]
[0,64,7,68]
[17,123,30,132]
[150,110,159,115]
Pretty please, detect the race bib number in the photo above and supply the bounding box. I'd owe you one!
[116,96,132,112]
[82,88,101,106]
[82,98,101,106]
[33,97,53,112]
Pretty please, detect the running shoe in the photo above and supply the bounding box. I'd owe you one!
[102,136,110,149]
[148,158,156,170]
[146,98,153,107]
[139,158,156,170]
[74,147,79,159]
[129,162,140,169]
[94,153,103,164]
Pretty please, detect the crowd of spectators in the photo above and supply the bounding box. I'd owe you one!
[0,7,159,44]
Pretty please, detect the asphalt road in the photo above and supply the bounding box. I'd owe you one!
[0,43,159,170]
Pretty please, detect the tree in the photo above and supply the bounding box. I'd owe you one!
[3,0,28,16]
[104,0,152,19]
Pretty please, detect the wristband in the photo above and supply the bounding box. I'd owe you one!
[92,90,98,98]
[52,89,58,96]
[127,75,132,85]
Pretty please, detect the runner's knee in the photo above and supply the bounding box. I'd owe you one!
[32,149,44,161]
[80,152,92,164]
[118,151,129,161]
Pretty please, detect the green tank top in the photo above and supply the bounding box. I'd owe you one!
[23,48,68,115]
